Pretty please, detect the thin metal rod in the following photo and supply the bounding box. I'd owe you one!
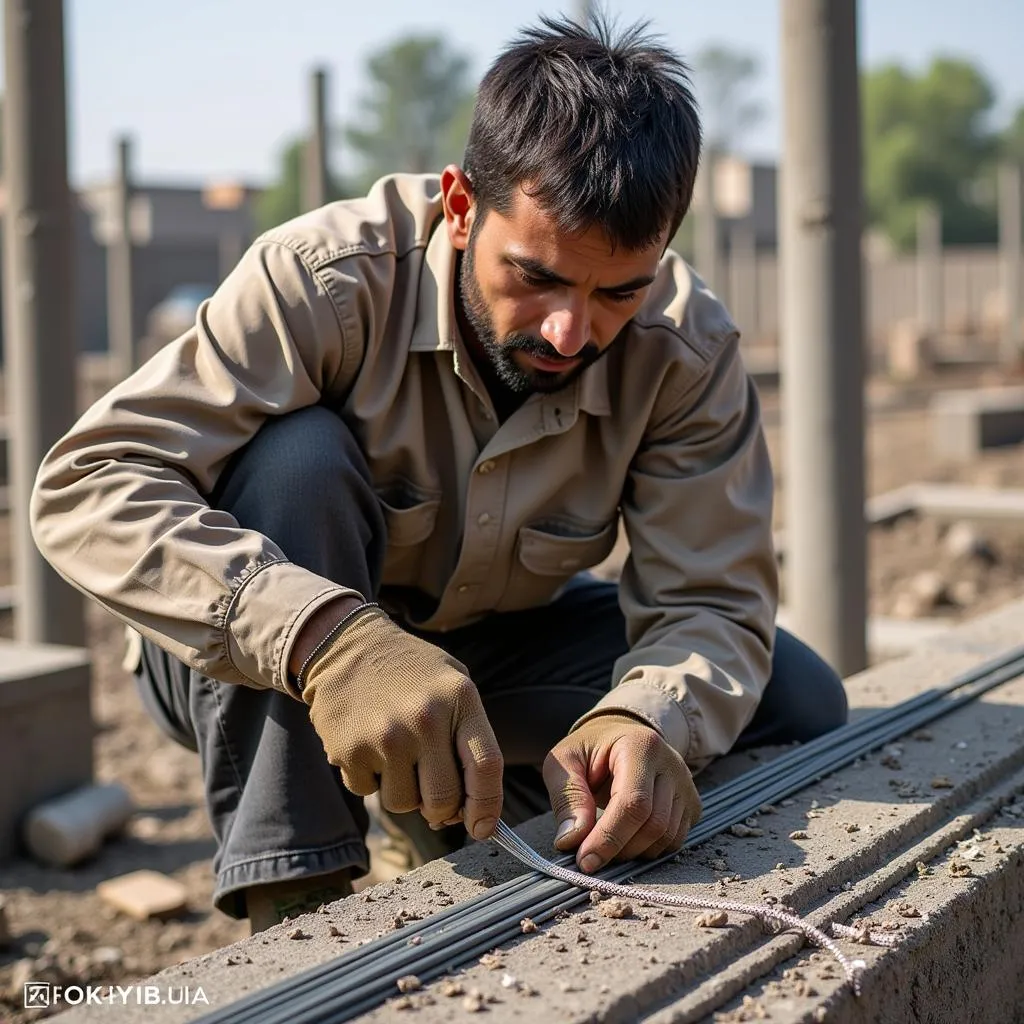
[194,648,1024,1023]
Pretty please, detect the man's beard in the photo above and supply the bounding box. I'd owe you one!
[458,237,604,396]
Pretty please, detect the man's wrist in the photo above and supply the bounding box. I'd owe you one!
[288,595,367,682]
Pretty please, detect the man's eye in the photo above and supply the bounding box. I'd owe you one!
[605,291,638,304]
[515,268,549,288]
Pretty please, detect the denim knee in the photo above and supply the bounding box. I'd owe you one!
[773,627,849,740]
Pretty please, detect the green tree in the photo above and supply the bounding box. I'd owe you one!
[862,58,999,248]
[693,46,764,154]
[345,35,475,190]
[255,138,351,233]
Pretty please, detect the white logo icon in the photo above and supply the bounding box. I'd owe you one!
[23,982,52,1008]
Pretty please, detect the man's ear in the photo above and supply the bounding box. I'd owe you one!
[440,165,476,252]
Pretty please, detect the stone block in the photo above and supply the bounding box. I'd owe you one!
[931,385,1024,461]
[0,640,93,862]
[97,870,189,921]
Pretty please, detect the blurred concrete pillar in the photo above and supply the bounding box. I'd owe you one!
[3,0,85,646]
[778,0,867,676]
[916,203,942,340]
[302,68,329,212]
[107,135,137,381]
[998,162,1022,364]
[728,221,758,339]
[694,156,721,295]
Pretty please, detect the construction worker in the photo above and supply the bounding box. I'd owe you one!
[31,15,846,932]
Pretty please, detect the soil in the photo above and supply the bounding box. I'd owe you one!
[1,370,1023,1022]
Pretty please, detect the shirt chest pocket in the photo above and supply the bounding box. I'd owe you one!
[378,483,442,585]
[498,519,619,611]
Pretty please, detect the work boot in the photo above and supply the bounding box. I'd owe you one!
[246,868,354,934]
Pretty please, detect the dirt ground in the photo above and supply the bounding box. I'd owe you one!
[1,369,1024,1022]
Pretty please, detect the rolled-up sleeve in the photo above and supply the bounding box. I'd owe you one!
[571,334,778,769]
[30,238,365,696]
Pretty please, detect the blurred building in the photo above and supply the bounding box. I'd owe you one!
[0,179,260,360]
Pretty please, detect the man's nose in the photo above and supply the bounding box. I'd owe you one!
[540,303,590,358]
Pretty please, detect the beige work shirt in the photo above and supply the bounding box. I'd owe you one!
[31,173,778,769]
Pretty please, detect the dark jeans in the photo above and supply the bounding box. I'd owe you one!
[134,406,848,919]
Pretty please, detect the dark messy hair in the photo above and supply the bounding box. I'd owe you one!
[463,14,702,251]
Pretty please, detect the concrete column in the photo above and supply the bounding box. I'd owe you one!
[778,0,867,675]
[2,0,85,646]
[106,135,136,381]
[728,221,758,338]
[916,203,942,340]
[302,68,329,212]
[694,155,721,295]
[998,162,1022,364]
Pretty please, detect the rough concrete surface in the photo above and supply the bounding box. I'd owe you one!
[48,598,1024,1024]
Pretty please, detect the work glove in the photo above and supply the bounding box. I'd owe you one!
[543,712,701,873]
[300,605,504,840]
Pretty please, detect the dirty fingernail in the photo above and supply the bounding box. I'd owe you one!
[472,817,497,840]
[580,854,601,873]
[555,818,579,843]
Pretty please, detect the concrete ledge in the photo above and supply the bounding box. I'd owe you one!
[931,385,1024,461]
[0,641,94,862]
[49,598,1024,1023]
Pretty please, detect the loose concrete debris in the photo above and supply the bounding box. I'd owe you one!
[479,952,505,970]
[711,858,729,871]
[96,870,188,921]
[396,975,421,993]
[287,928,309,940]
[948,858,973,878]
[462,989,487,1012]
[789,830,809,840]
[695,911,729,928]
[520,917,537,933]
[729,823,763,838]
[596,898,633,919]
[931,775,955,789]
[897,902,921,918]
[439,980,465,997]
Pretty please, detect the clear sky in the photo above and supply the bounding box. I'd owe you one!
[24,0,1024,187]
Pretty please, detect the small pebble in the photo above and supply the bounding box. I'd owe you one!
[393,996,415,1010]
[695,910,729,928]
[789,830,809,840]
[597,898,633,919]
[730,823,764,838]
[439,980,464,998]
[897,902,921,918]
[463,990,486,1012]
[500,973,518,989]
[931,776,955,790]
[287,928,309,940]
[520,917,538,933]
[396,975,421,993]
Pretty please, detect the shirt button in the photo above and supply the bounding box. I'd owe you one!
[477,460,496,475]
[477,512,492,526]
